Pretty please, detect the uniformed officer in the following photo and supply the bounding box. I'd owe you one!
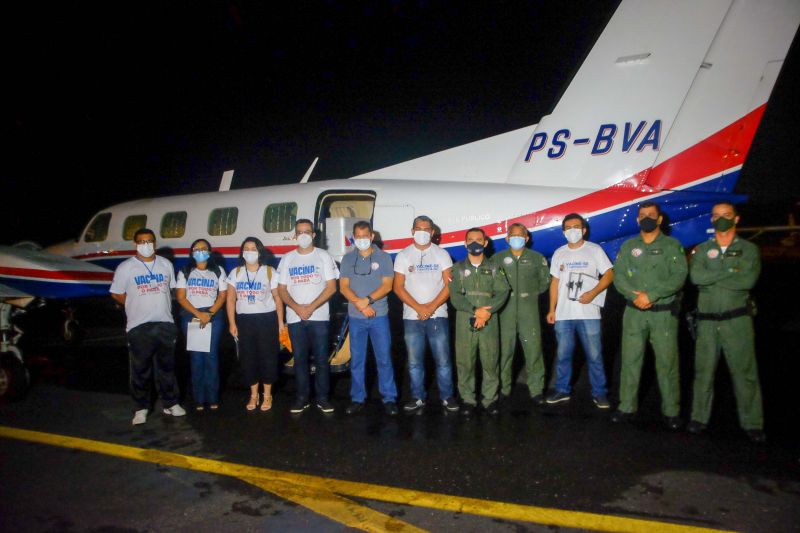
[495,223,550,405]
[688,201,765,442]
[612,202,688,429]
[449,228,510,416]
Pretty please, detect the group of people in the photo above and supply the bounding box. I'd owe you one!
[110,200,765,442]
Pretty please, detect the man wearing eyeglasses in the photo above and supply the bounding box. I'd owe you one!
[339,221,398,416]
[110,228,185,425]
[393,215,459,413]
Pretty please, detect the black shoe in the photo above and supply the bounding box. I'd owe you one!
[316,399,335,413]
[611,409,635,423]
[345,402,364,415]
[530,394,547,406]
[461,403,476,417]
[485,401,500,416]
[746,429,766,443]
[290,399,310,414]
[403,398,425,412]
[663,416,682,431]
[442,397,460,412]
[384,402,399,416]
[592,395,611,409]
[545,391,571,404]
[687,420,707,434]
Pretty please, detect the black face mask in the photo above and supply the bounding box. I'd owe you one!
[466,241,485,256]
[639,217,659,233]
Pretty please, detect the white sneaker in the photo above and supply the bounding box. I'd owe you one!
[163,404,186,417]
[132,409,148,425]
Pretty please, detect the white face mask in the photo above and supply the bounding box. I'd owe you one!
[413,230,432,246]
[564,228,583,244]
[297,233,313,249]
[242,251,259,264]
[354,238,371,251]
[137,243,155,258]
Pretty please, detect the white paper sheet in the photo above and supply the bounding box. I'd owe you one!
[187,320,212,352]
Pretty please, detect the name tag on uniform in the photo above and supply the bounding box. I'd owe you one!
[649,249,663,255]
[725,250,742,257]
[480,268,492,275]
[519,258,531,265]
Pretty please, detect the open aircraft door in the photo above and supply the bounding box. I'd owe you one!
[314,191,376,262]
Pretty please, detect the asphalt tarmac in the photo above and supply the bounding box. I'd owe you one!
[1,262,799,532]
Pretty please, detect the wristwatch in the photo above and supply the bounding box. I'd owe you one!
[367,296,375,305]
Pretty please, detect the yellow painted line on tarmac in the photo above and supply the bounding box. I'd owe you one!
[0,426,736,533]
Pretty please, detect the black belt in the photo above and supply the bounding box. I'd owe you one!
[625,300,677,313]
[696,306,751,321]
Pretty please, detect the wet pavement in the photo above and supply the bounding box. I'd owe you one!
[2,263,800,532]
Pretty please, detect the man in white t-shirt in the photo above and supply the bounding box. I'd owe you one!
[545,214,614,409]
[277,218,340,414]
[393,215,458,413]
[109,228,185,425]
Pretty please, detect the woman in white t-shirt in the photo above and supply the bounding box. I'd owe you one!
[176,239,228,412]
[226,237,284,411]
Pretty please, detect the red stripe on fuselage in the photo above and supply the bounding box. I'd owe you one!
[0,266,113,282]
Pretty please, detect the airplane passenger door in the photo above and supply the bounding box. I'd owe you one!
[314,191,376,262]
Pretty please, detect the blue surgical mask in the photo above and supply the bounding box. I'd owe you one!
[192,250,210,263]
[508,236,526,250]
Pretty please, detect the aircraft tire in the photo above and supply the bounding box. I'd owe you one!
[0,351,29,402]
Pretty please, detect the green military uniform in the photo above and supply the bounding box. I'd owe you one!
[449,256,510,407]
[613,233,687,417]
[496,248,550,397]
[690,236,763,430]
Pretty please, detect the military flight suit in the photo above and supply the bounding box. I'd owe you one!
[449,256,510,407]
[496,248,550,397]
[690,236,763,430]
[613,233,687,417]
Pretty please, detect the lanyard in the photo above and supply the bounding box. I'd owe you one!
[137,258,157,280]
[245,266,261,292]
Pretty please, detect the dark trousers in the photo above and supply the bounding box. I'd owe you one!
[127,322,179,410]
[288,320,330,402]
[237,311,279,386]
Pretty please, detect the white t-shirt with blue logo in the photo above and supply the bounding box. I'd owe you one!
[110,256,176,332]
[226,266,279,315]
[277,248,340,324]
[176,267,228,309]
[393,243,453,320]
[549,241,613,321]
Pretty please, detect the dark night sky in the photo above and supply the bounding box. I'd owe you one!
[6,1,800,246]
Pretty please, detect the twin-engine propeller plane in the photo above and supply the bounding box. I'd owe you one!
[1,0,798,400]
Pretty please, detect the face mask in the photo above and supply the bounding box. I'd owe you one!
[639,217,659,233]
[508,236,526,251]
[564,228,583,244]
[192,250,210,263]
[713,217,735,232]
[137,243,154,258]
[413,231,432,246]
[297,233,313,249]
[354,238,371,251]
[243,251,259,264]
[466,241,485,256]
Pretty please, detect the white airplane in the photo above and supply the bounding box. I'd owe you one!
[1,0,798,397]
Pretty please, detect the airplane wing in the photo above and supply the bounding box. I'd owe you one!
[0,245,113,299]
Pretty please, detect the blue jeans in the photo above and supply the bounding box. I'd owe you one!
[403,317,454,401]
[349,315,397,403]
[288,320,330,402]
[181,309,223,405]
[553,319,607,397]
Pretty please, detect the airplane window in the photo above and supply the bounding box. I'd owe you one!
[84,213,111,243]
[161,211,187,239]
[122,215,147,241]
[208,207,238,236]
[263,202,297,233]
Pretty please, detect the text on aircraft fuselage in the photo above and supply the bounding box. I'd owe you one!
[525,120,662,161]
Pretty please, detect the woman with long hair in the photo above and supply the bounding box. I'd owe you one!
[226,237,284,411]
[176,238,227,411]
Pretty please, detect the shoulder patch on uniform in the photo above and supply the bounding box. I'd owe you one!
[464,269,471,277]
[707,249,720,259]
[631,248,643,257]
[503,256,513,265]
